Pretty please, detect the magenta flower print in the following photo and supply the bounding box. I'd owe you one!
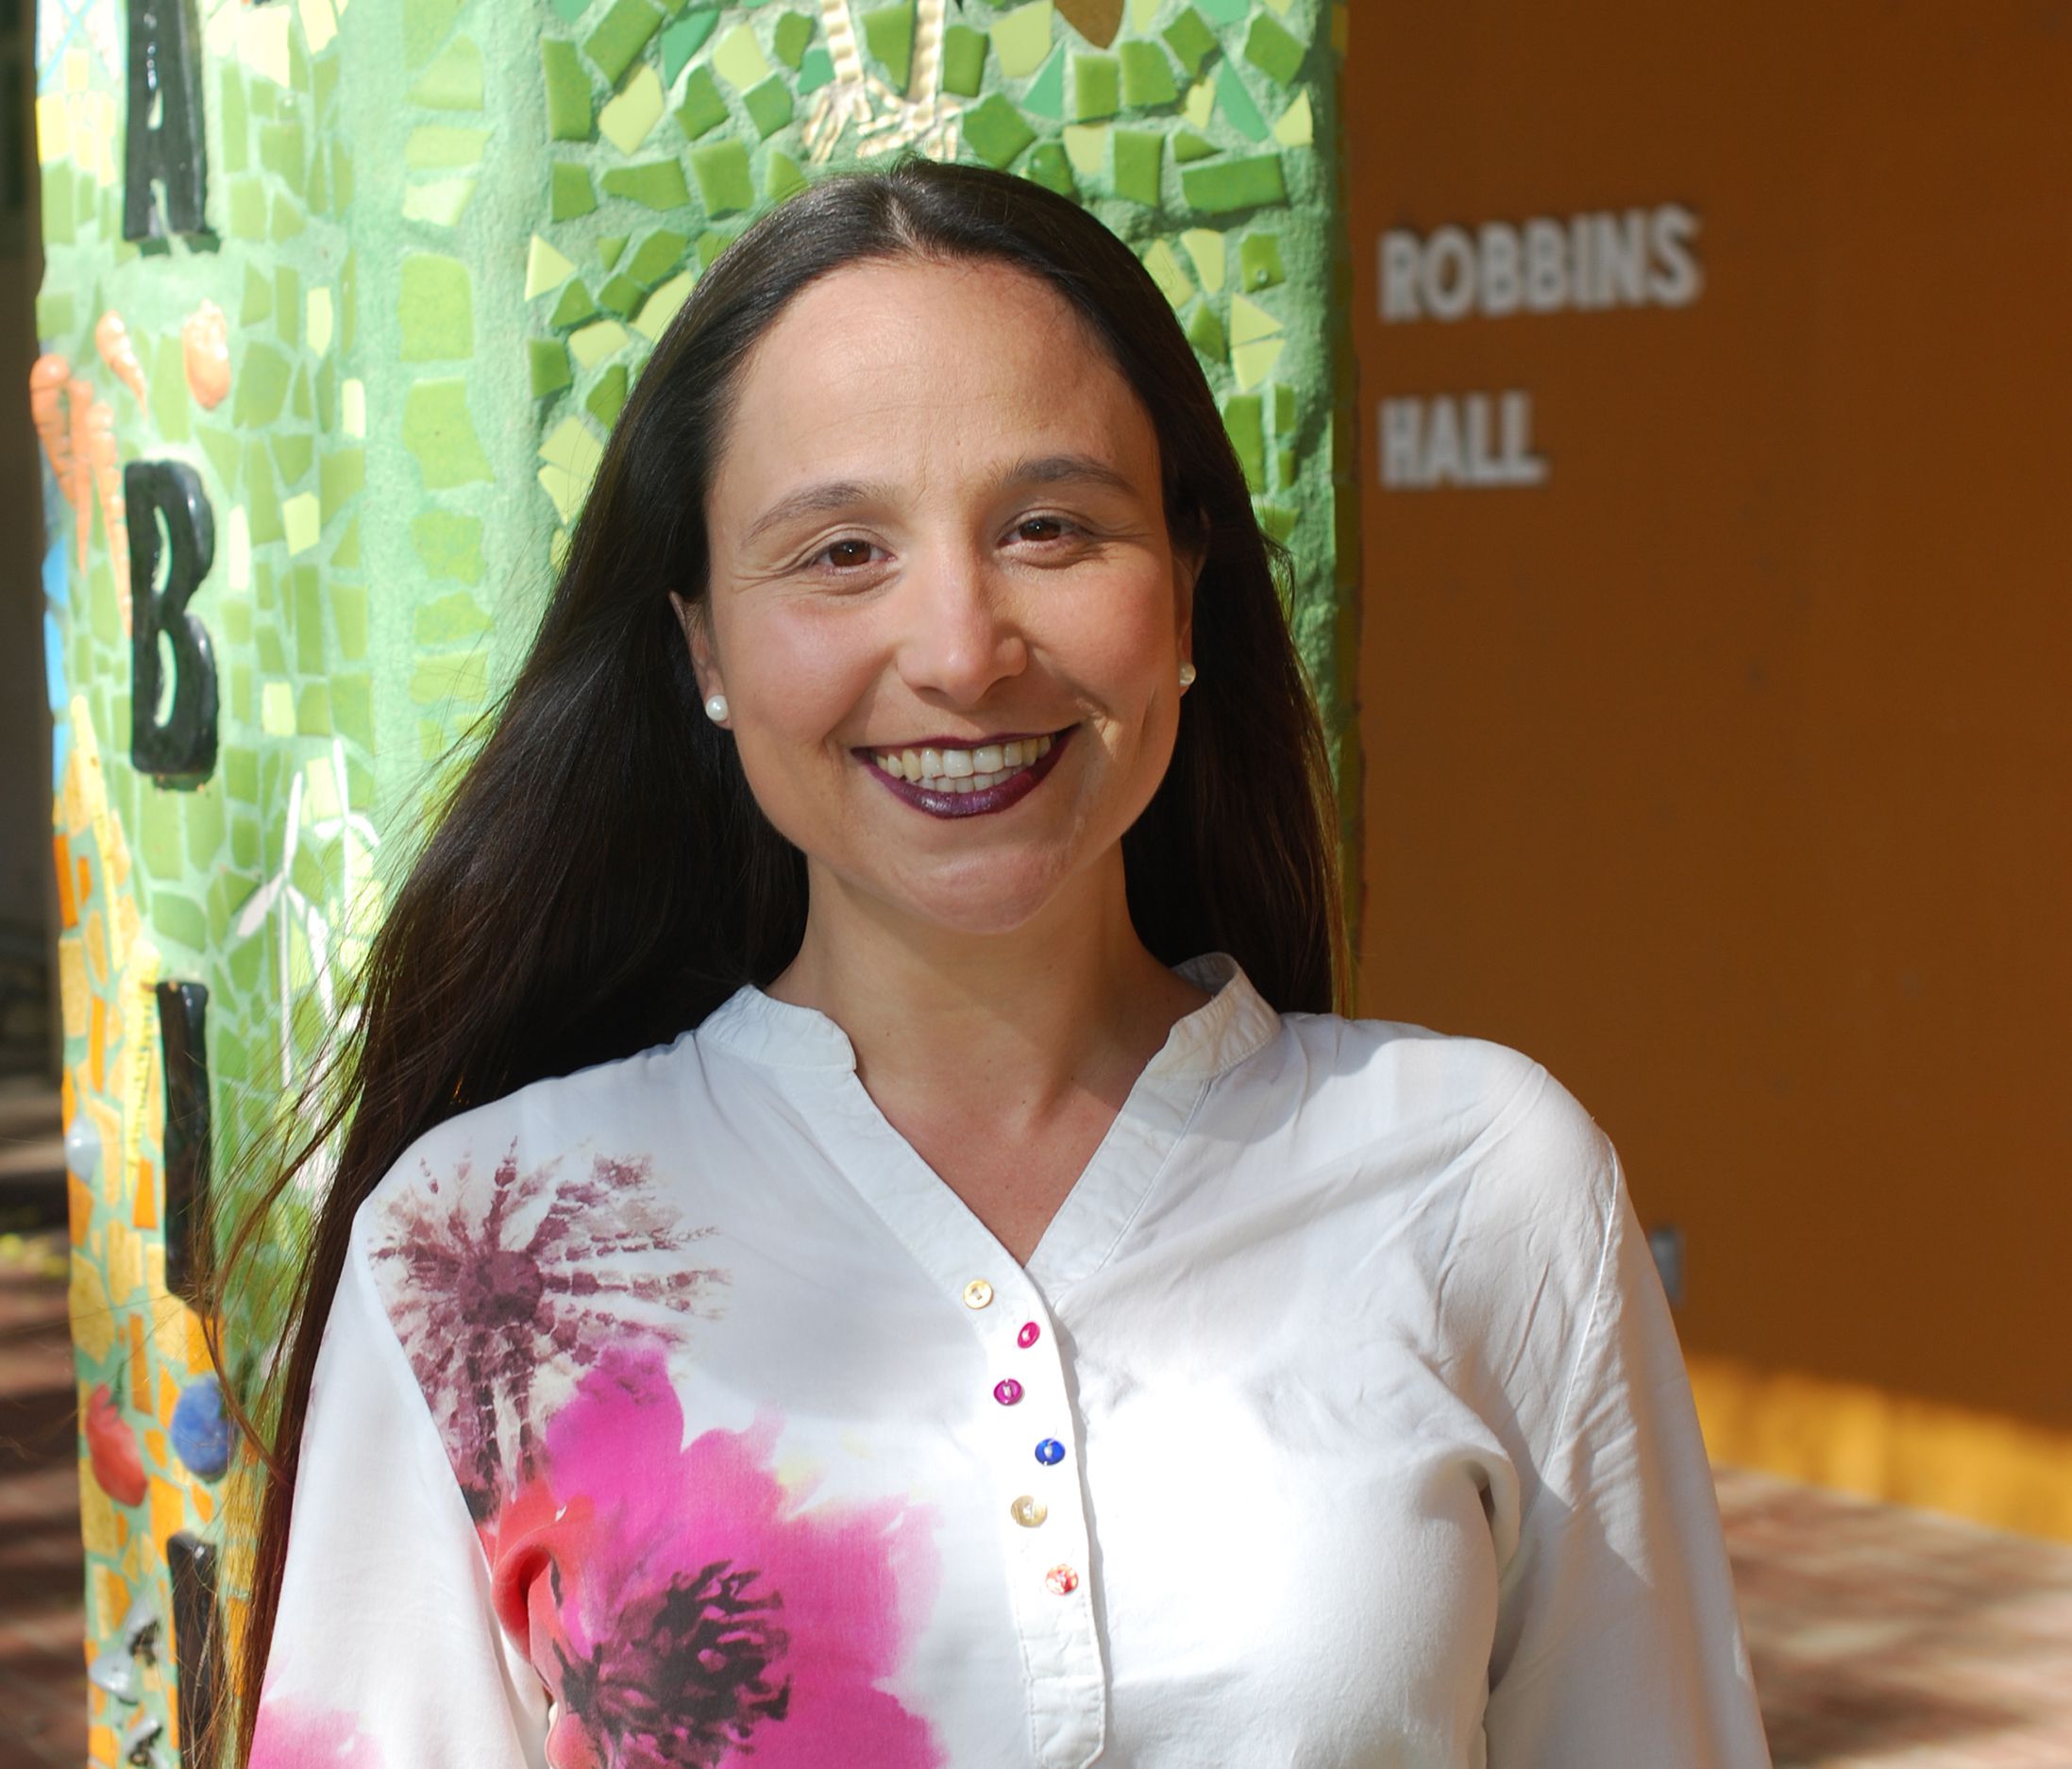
[485,1345,943,1769]
[248,1702,387,1769]
[374,1146,727,1513]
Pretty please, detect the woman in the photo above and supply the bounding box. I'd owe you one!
[227,160,1770,1768]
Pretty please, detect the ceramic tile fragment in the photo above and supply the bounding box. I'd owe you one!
[1172,128,1216,161]
[772,11,816,71]
[1272,89,1313,146]
[1019,48,1066,120]
[1073,53,1120,120]
[662,10,722,83]
[282,494,321,557]
[1120,41,1178,107]
[744,76,794,139]
[527,235,579,300]
[551,280,600,329]
[598,274,644,318]
[402,178,478,226]
[410,37,485,110]
[342,379,365,438]
[401,380,493,487]
[633,270,695,339]
[678,65,729,138]
[1221,391,1266,489]
[1214,59,1268,140]
[1163,8,1220,77]
[550,162,599,219]
[570,319,631,368]
[1023,142,1076,196]
[601,159,694,208]
[797,44,835,93]
[1129,0,1159,25]
[713,22,773,90]
[862,4,917,92]
[1243,13,1304,84]
[398,255,475,361]
[1182,76,1214,128]
[599,64,666,152]
[766,147,809,201]
[240,6,292,85]
[962,93,1036,169]
[690,139,754,213]
[1238,231,1285,290]
[413,510,484,583]
[1181,227,1225,292]
[991,2,1055,79]
[1062,122,1109,177]
[306,289,334,356]
[542,40,595,142]
[1057,0,1123,47]
[1230,290,1281,343]
[598,235,629,270]
[531,340,575,398]
[1113,127,1162,204]
[538,414,606,522]
[1181,150,1284,212]
[1184,299,1224,359]
[587,364,632,430]
[1195,0,1250,20]
[624,229,691,287]
[1272,384,1298,434]
[1141,239,1195,307]
[943,23,987,95]
[586,0,667,85]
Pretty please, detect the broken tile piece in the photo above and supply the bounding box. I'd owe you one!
[772,11,815,70]
[797,45,835,93]
[862,4,916,93]
[1184,299,1225,360]
[525,234,578,300]
[542,40,595,142]
[403,177,478,225]
[538,414,607,523]
[743,75,794,139]
[1243,13,1305,84]
[1182,77,1214,129]
[1182,227,1225,292]
[602,160,694,208]
[1238,231,1286,291]
[398,254,474,361]
[402,380,493,487]
[598,274,644,318]
[943,24,987,96]
[663,11,721,83]
[1061,123,1109,177]
[1232,335,1286,392]
[1221,391,1266,490]
[587,364,632,430]
[690,139,754,213]
[585,0,665,85]
[531,340,575,398]
[1172,130,1216,162]
[570,319,632,369]
[282,493,321,556]
[410,36,484,110]
[766,147,809,201]
[1181,150,1284,213]
[551,162,599,219]
[1120,41,1178,108]
[962,93,1036,169]
[1072,53,1120,121]
[1141,240,1193,307]
[991,1,1055,79]
[1229,291,1281,345]
[1021,47,1066,120]
[624,228,691,288]
[1272,90,1313,147]
[633,270,696,339]
[598,235,629,270]
[678,65,729,139]
[598,63,666,153]
[713,21,772,90]
[551,279,600,329]
[1163,8,1220,77]
[1214,60,1268,141]
[1113,128,1162,205]
[1023,141,1076,197]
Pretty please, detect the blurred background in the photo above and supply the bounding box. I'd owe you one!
[3,0,2069,1764]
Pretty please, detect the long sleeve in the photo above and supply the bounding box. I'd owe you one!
[246,1227,550,1769]
[1485,1155,1773,1767]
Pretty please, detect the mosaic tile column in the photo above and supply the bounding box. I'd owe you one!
[33,1,1356,1759]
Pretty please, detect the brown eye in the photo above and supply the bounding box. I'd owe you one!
[1016,516,1072,543]
[822,539,875,567]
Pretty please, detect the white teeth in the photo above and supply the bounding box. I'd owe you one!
[1002,739,1026,767]
[921,747,943,778]
[941,749,974,779]
[901,748,921,780]
[973,745,1003,774]
[871,732,1063,795]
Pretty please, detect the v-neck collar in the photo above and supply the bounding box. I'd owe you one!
[698,953,1283,1297]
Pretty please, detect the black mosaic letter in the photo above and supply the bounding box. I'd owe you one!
[124,0,209,241]
[128,460,218,787]
[157,981,211,1306]
[165,1531,222,1768]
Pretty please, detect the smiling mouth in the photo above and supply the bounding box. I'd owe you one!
[860,729,1071,818]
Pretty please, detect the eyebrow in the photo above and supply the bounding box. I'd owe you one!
[740,452,1141,546]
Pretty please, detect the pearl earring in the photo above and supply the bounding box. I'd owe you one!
[703,695,730,722]
[1178,662,1198,690]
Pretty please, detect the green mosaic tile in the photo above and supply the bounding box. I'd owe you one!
[154,892,207,952]
[600,66,667,153]
[1239,230,1286,290]
[586,0,666,84]
[598,273,643,317]
[587,363,631,430]
[543,40,596,142]
[406,126,492,169]
[663,10,722,84]
[551,161,600,218]
[862,4,916,92]
[399,254,475,361]
[1163,9,1220,76]
[552,279,601,328]
[1214,60,1268,141]
[1120,41,1178,107]
[993,1,1054,78]
[1272,383,1298,433]
[943,23,987,96]
[678,65,730,139]
[332,676,374,750]
[1184,299,1225,359]
[603,160,693,209]
[242,263,273,326]
[766,147,809,201]
[260,120,307,197]
[598,234,629,269]
[404,0,466,65]
[1172,128,1216,161]
[411,37,485,110]
[625,228,691,286]
[689,140,754,214]
[1243,13,1305,84]
[772,10,815,70]
[1023,141,1076,197]
[413,510,486,583]
[296,683,333,737]
[713,22,771,87]
[1113,127,1162,204]
[274,433,314,486]
[743,76,794,140]
[401,380,494,487]
[1181,151,1285,212]
[320,448,366,519]
[332,584,369,660]
[228,177,267,240]
[963,93,1037,169]
[1222,392,1266,490]
[1022,48,1066,120]
[276,266,302,344]
[331,516,362,569]
[1073,53,1120,121]
[1142,239,1193,307]
[235,345,292,427]
[1195,0,1250,20]
[415,592,494,646]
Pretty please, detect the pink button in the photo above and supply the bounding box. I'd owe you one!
[1046,1564,1081,1595]
[1018,1322,1041,1349]
[993,1378,1024,1406]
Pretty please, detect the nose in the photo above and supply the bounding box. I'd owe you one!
[894,544,1027,706]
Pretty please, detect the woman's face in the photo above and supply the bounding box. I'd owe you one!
[684,256,1198,939]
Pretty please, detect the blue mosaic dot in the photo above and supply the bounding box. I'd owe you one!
[1035,1438,1067,1466]
[171,1376,233,1481]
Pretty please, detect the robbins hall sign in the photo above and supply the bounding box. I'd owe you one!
[1375,204,1704,489]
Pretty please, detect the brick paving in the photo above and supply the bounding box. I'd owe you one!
[3,1229,2070,1768]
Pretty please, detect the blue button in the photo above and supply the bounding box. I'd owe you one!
[1035,1438,1066,1466]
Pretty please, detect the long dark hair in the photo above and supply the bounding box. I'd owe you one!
[216,157,1342,1763]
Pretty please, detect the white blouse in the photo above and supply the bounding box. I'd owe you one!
[250,954,1772,1769]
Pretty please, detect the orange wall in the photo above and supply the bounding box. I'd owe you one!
[1344,3,2072,1523]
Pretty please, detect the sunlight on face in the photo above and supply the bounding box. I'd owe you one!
[687,257,1198,939]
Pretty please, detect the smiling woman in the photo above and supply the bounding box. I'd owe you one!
[220,160,1769,1769]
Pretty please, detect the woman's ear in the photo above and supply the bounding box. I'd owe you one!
[668,591,724,704]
